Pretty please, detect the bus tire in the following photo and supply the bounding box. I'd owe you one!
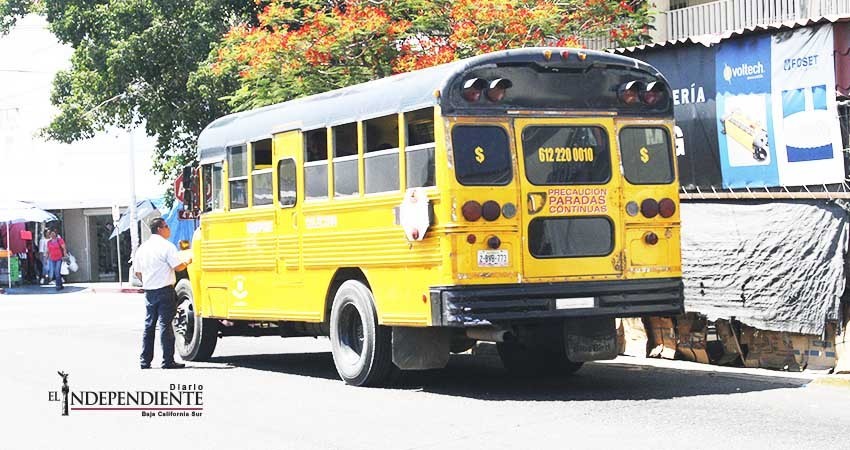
[329,280,397,386]
[174,279,218,361]
[497,341,583,376]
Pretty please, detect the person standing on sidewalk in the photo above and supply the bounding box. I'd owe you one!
[134,217,191,369]
[38,230,50,284]
[46,230,67,291]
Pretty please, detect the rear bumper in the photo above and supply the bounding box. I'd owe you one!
[431,277,684,327]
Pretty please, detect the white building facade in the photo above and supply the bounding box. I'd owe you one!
[0,15,165,282]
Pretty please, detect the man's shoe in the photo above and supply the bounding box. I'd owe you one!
[161,362,186,369]
[140,364,151,369]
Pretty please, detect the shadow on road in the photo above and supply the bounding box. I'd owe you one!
[208,350,809,401]
[210,352,339,381]
[1,284,87,295]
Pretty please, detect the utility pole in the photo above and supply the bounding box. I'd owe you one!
[84,83,145,260]
[128,128,139,259]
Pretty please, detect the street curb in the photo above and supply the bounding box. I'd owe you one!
[87,287,144,294]
[810,375,850,388]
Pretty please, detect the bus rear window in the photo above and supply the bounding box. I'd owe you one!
[522,126,610,185]
[528,217,614,258]
[619,127,675,185]
[451,125,512,185]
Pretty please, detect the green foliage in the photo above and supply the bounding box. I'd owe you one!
[0,0,37,34]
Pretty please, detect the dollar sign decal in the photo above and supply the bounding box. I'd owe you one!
[640,147,650,164]
[475,146,486,163]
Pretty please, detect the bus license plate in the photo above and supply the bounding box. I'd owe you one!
[477,250,508,267]
[556,297,595,309]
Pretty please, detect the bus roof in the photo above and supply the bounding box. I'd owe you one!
[197,47,660,164]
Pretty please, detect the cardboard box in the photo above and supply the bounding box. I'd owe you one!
[620,317,649,357]
[615,318,626,355]
[739,326,801,371]
[790,332,836,371]
[836,303,850,374]
[647,316,676,360]
[713,319,743,366]
[676,313,709,364]
[786,322,837,372]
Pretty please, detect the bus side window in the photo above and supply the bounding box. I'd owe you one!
[333,123,359,197]
[405,108,435,188]
[251,138,273,206]
[227,145,248,209]
[202,164,212,212]
[364,114,400,194]
[304,129,328,200]
[211,163,223,210]
[202,164,213,212]
[278,158,297,207]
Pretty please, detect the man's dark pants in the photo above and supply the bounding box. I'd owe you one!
[140,285,177,366]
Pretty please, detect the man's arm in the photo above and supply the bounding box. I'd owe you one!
[166,246,191,272]
[172,258,192,273]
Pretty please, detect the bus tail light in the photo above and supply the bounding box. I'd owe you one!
[462,200,482,221]
[481,201,501,221]
[618,81,644,105]
[625,201,639,216]
[462,78,487,102]
[501,202,517,219]
[641,81,667,106]
[659,198,676,218]
[487,235,501,249]
[486,79,513,102]
[640,198,659,218]
[644,231,659,245]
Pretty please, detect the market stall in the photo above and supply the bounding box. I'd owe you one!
[0,200,57,289]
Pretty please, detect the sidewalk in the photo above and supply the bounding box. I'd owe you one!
[474,343,850,388]
[0,282,143,295]
[81,282,144,294]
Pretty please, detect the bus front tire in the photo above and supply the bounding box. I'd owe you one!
[329,280,397,386]
[174,279,218,361]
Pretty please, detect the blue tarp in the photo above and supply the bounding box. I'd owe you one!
[162,200,197,246]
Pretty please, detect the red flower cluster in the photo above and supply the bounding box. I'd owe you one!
[213,0,651,110]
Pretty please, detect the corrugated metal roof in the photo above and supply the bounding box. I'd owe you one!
[614,15,850,54]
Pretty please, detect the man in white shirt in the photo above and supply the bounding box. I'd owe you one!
[134,217,191,369]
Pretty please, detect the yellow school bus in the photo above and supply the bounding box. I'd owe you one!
[175,47,684,386]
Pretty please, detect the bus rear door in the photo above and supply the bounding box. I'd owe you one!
[514,118,624,280]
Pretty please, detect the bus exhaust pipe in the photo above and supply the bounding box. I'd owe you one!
[465,328,514,343]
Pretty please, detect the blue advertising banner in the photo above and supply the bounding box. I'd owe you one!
[715,34,780,188]
[639,46,721,190]
[629,24,845,190]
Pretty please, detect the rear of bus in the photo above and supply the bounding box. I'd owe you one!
[432,49,684,367]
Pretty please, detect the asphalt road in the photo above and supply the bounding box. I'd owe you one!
[1,285,849,450]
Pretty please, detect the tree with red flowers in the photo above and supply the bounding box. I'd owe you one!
[211,0,652,111]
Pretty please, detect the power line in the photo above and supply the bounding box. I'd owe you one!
[0,69,54,74]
